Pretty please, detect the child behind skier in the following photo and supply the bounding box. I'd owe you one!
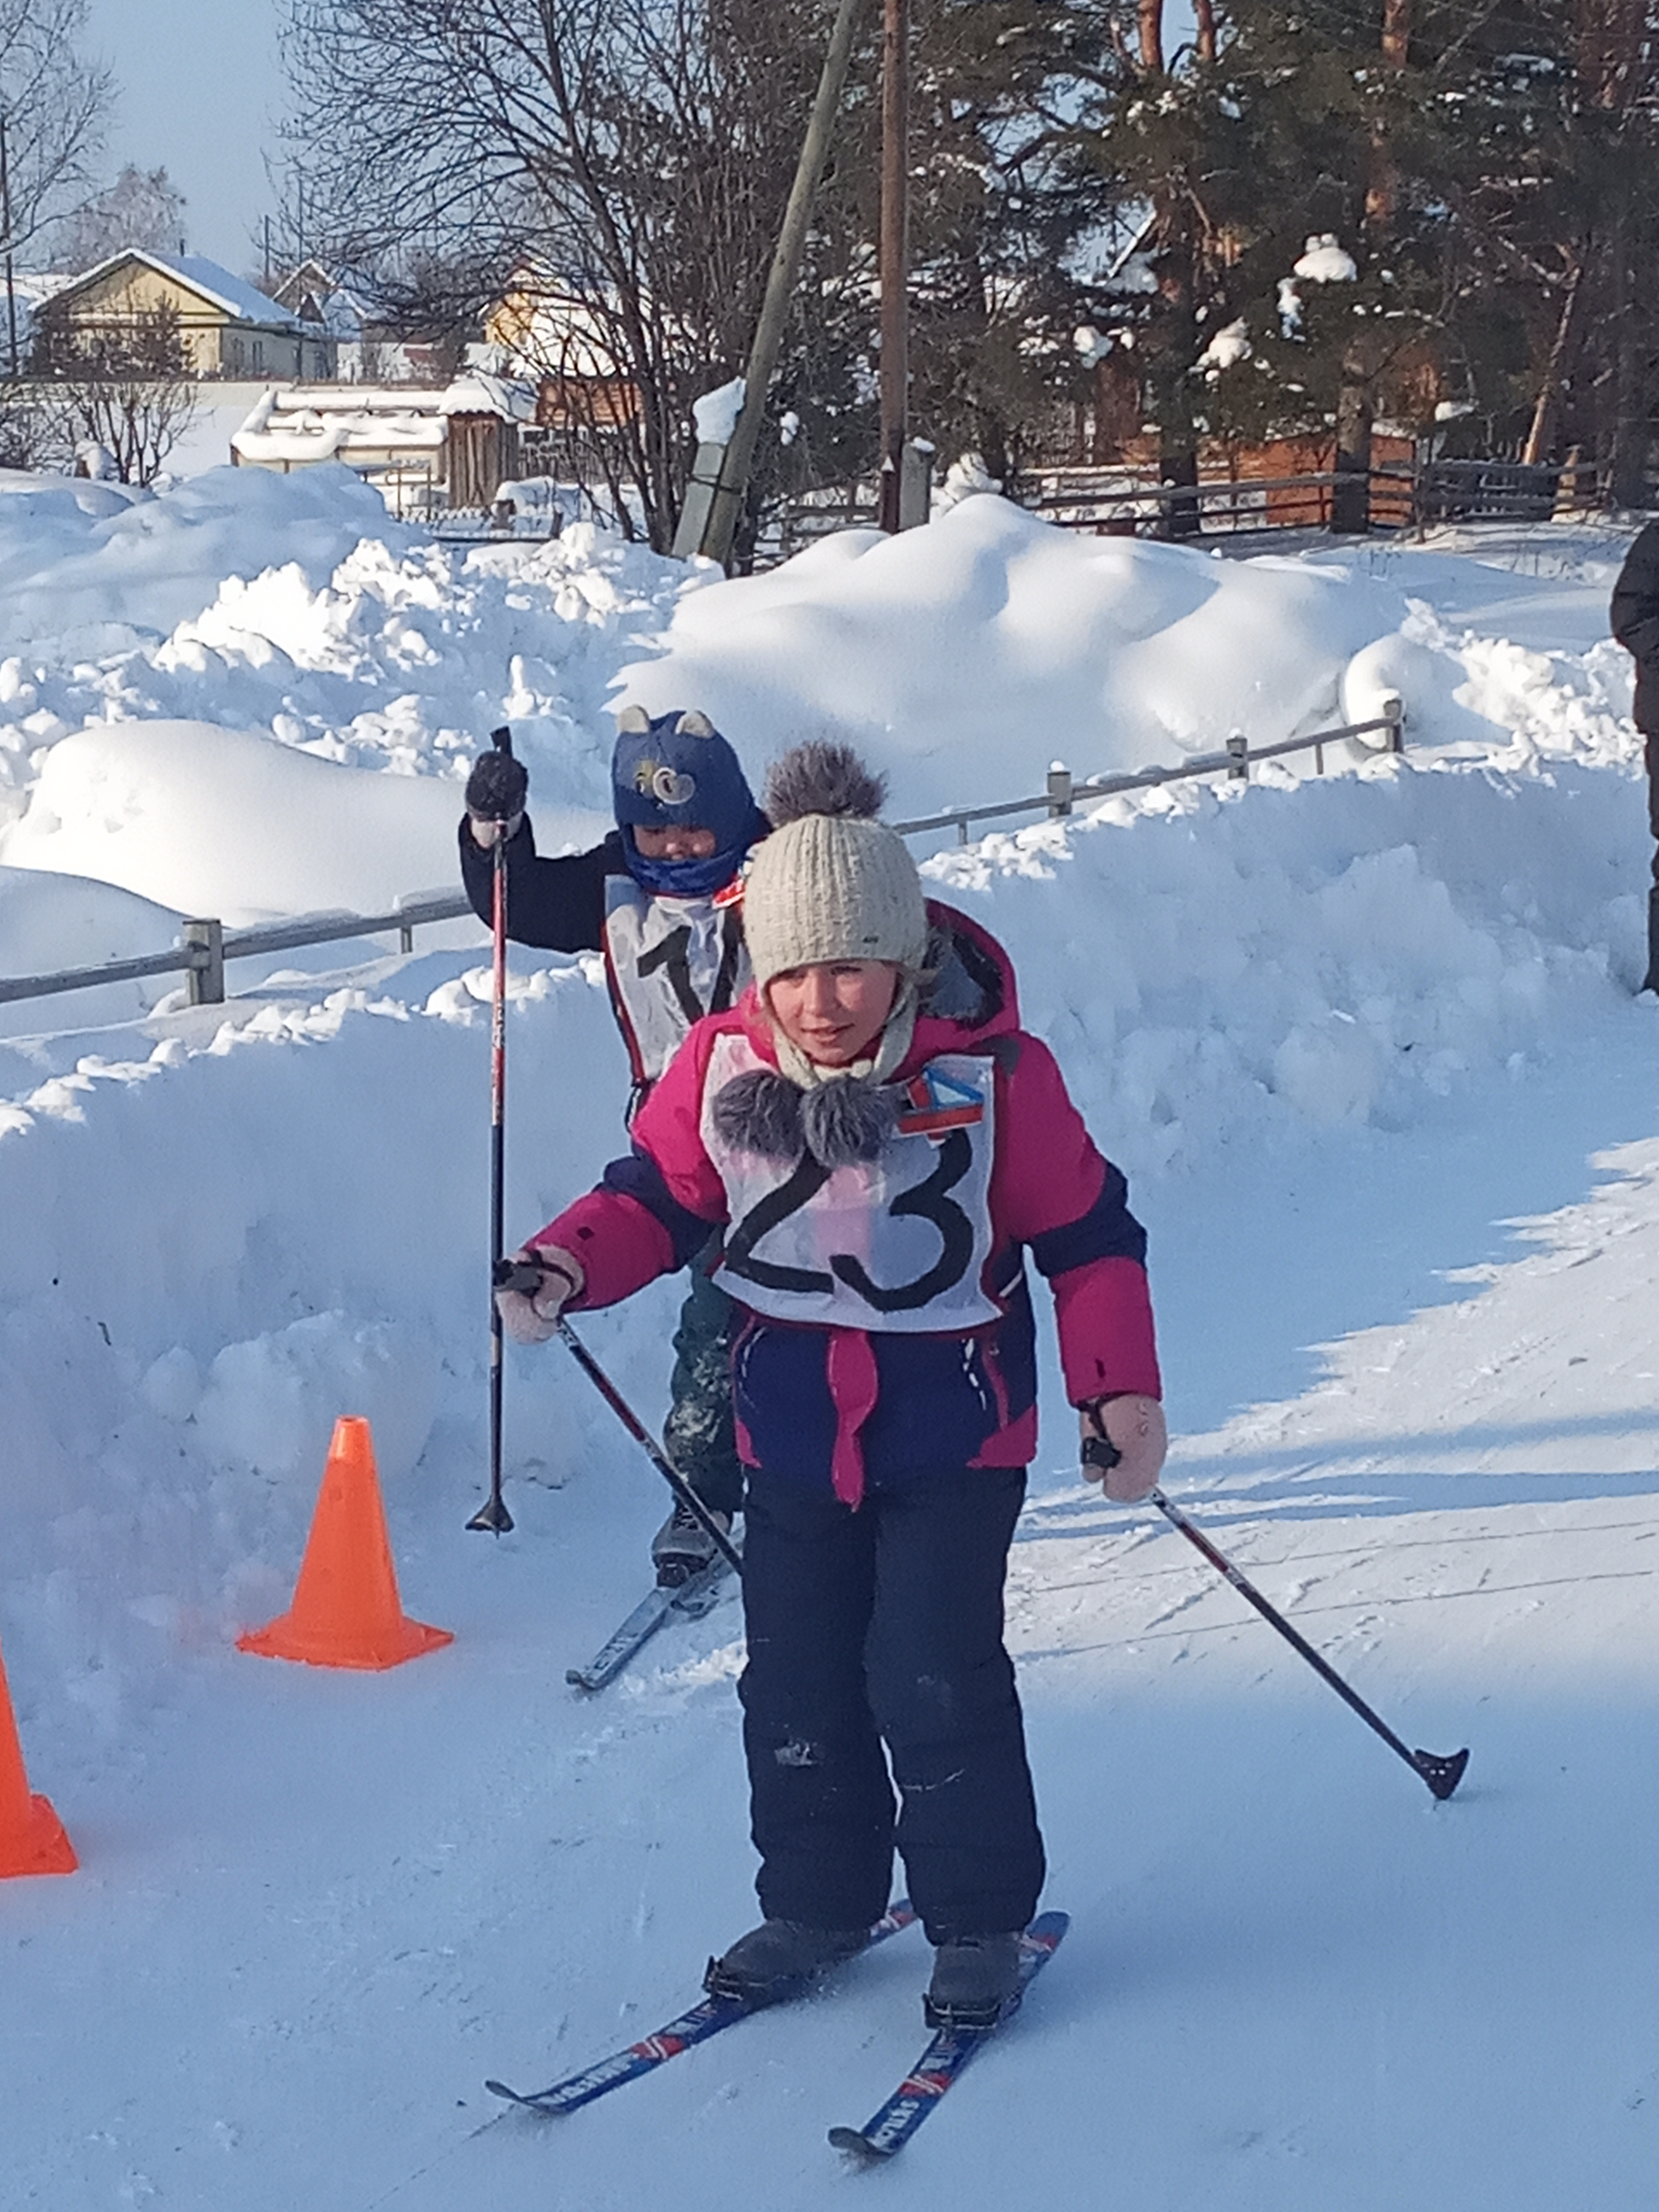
[460,706,769,1583]
[495,743,1167,2025]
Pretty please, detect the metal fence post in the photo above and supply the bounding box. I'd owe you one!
[1226,733,1249,781]
[1046,763,1074,818]
[183,919,224,1006]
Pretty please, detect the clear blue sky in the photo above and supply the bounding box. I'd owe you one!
[84,0,283,279]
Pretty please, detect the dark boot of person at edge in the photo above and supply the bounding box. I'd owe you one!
[1609,525,1659,993]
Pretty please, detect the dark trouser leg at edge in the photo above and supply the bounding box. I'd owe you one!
[661,1260,745,1518]
[1645,740,1659,995]
[739,1467,1044,1942]
[655,1251,745,1585]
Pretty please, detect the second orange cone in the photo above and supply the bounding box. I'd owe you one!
[0,1637,77,1879]
[238,1416,454,1670]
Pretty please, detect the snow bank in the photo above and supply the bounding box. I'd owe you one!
[0,468,699,841]
[617,496,1514,810]
[0,472,1642,902]
[0,464,408,651]
[0,954,649,1740]
[1,714,607,924]
[928,751,1649,1170]
[0,718,590,923]
[2,740,1648,1742]
[0,865,182,1037]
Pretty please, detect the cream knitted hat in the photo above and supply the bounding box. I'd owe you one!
[743,743,929,992]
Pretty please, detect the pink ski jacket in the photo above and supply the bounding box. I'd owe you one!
[531,906,1160,1504]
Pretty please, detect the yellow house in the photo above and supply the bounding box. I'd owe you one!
[36,251,337,380]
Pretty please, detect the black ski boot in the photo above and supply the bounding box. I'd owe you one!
[651,1496,731,1588]
[924,1933,1025,2027]
[705,1919,867,2008]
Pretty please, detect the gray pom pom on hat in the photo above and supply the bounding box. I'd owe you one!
[764,740,887,825]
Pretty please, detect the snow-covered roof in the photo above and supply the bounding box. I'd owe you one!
[272,261,393,340]
[56,250,308,331]
[437,371,538,423]
[231,373,536,466]
[0,270,75,354]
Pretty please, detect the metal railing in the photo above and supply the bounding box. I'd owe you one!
[0,704,1403,1016]
[0,888,474,1012]
[893,704,1403,844]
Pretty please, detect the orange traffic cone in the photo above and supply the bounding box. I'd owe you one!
[238,1416,453,1670]
[0,1636,77,1879]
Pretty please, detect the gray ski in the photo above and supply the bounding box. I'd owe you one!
[566,1556,734,1692]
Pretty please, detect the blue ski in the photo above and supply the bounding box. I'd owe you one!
[565,1555,734,1693]
[828,1912,1069,2163]
[485,1901,918,2116]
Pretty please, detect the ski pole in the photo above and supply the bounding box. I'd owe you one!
[467,726,516,1535]
[493,1259,743,1578]
[1084,1439,1468,1802]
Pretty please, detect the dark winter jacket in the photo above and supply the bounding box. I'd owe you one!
[530,906,1161,1504]
[457,815,624,953]
[1610,525,1659,843]
[459,815,750,1097]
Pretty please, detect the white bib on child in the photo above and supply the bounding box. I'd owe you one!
[604,876,747,1084]
[701,1032,1000,1333]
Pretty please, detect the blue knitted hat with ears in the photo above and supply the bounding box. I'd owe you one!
[610,705,768,895]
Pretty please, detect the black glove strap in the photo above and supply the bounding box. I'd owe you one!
[493,1253,577,1300]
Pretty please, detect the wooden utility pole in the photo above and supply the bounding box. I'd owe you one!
[0,113,16,380]
[1333,0,1412,534]
[877,0,910,532]
[683,0,866,566]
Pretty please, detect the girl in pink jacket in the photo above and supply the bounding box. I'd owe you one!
[498,743,1166,2027]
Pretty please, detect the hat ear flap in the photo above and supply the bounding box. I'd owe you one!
[615,704,651,733]
[675,709,716,738]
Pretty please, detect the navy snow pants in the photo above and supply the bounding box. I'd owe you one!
[738,1464,1045,1944]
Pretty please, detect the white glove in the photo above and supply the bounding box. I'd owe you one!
[1080,1395,1168,1502]
[495,1244,583,1345]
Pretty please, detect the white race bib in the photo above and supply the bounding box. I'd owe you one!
[702,1033,999,1333]
[605,877,747,1083]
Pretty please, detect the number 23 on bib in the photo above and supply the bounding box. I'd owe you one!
[701,1035,1000,1333]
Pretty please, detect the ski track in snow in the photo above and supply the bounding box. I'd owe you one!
[0,484,1655,2209]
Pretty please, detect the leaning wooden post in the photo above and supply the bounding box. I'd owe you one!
[697,0,867,568]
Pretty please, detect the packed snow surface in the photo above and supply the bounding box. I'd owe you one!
[0,471,1654,2209]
